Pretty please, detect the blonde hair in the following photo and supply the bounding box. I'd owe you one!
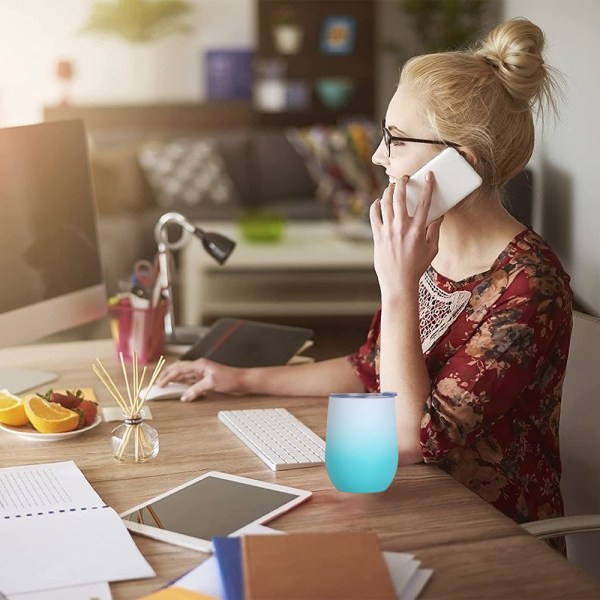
[400,18,561,187]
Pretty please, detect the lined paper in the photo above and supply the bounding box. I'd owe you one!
[0,461,154,595]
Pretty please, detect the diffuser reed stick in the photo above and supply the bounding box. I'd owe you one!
[94,352,165,462]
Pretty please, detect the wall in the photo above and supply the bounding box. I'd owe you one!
[503,0,600,314]
[0,0,255,127]
[0,1,408,129]
[9,1,594,311]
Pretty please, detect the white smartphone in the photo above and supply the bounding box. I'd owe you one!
[404,147,482,224]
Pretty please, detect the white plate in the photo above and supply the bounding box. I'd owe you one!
[0,414,103,442]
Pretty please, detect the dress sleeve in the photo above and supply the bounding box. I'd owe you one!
[346,307,381,393]
[421,268,572,461]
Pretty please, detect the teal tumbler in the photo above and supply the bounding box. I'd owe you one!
[325,392,398,493]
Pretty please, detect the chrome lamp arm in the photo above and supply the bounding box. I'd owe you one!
[154,212,236,341]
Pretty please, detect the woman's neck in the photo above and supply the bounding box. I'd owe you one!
[431,189,526,282]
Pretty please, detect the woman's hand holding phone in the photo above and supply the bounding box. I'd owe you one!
[370,148,482,298]
[370,172,442,300]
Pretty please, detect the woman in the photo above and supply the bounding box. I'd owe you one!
[157,18,572,529]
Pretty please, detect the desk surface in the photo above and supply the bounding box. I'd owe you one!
[1,340,599,599]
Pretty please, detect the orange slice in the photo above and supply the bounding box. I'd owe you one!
[0,390,29,426]
[24,396,80,434]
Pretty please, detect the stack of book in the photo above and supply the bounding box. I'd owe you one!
[213,532,431,600]
[143,529,432,600]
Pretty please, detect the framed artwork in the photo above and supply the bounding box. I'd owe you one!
[205,49,253,101]
[320,16,356,55]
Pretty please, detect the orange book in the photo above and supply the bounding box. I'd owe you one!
[241,532,396,600]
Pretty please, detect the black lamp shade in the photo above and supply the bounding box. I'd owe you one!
[196,230,236,265]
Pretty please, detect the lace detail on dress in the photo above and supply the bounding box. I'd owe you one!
[419,270,471,353]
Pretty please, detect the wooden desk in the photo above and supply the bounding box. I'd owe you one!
[1,340,599,599]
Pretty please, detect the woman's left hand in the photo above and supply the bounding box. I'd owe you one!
[370,172,442,299]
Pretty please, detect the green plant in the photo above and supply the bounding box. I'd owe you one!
[385,0,490,59]
[81,0,194,44]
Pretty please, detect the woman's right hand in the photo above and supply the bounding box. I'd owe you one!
[155,358,248,401]
[370,174,441,300]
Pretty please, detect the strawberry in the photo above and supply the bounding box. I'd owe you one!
[37,389,84,410]
[76,399,98,427]
[50,391,83,409]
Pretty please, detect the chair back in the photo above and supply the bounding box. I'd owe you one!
[560,311,600,577]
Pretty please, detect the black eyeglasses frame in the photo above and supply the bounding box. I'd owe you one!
[381,120,461,157]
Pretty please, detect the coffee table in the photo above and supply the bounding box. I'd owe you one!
[179,221,378,325]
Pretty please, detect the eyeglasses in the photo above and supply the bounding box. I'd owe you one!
[381,120,461,157]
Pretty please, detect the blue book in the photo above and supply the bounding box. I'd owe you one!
[213,536,244,600]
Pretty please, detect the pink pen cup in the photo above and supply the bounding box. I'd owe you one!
[109,301,167,365]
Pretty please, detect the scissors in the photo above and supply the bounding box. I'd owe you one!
[132,257,160,299]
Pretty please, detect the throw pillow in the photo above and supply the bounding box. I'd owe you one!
[138,138,238,213]
[286,122,385,222]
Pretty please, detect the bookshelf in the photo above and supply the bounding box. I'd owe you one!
[254,0,376,127]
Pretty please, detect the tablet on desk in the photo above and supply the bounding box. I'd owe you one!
[119,471,311,552]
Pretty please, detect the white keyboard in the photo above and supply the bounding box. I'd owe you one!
[218,408,325,471]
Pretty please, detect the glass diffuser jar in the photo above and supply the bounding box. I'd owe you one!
[111,412,159,463]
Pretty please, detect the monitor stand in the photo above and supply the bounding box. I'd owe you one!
[0,367,57,395]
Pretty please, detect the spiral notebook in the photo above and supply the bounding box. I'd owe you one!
[0,461,154,595]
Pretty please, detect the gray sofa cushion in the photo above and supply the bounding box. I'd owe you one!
[212,131,253,204]
[252,131,317,206]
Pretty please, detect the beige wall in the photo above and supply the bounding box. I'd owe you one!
[503,0,600,314]
[0,0,255,127]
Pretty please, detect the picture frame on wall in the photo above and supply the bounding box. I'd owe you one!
[320,15,356,55]
[205,49,253,101]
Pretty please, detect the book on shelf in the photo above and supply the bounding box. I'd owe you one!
[212,532,396,600]
[180,318,313,367]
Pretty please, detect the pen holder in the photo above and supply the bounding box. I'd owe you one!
[109,301,167,365]
[325,392,398,493]
[111,411,159,463]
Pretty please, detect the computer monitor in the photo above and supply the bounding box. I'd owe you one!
[0,119,107,392]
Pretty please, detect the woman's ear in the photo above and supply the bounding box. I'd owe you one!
[459,148,479,169]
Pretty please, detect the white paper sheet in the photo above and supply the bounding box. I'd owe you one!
[402,568,434,600]
[8,582,112,600]
[383,552,420,596]
[0,461,154,595]
[0,460,104,515]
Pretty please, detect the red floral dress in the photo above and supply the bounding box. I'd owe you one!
[349,229,573,529]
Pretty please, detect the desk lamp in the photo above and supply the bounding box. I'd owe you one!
[154,212,236,343]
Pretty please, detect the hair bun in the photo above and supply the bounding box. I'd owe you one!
[476,18,548,106]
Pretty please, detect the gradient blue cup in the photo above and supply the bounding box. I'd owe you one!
[326,392,398,493]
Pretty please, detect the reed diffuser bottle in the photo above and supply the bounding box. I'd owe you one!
[111,411,159,462]
[93,352,165,463]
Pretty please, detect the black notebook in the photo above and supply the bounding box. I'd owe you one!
[180,318,313,367]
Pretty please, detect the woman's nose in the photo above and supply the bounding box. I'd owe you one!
[372,138,388,167]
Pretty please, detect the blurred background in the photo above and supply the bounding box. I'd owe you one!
[0,0,597,355]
